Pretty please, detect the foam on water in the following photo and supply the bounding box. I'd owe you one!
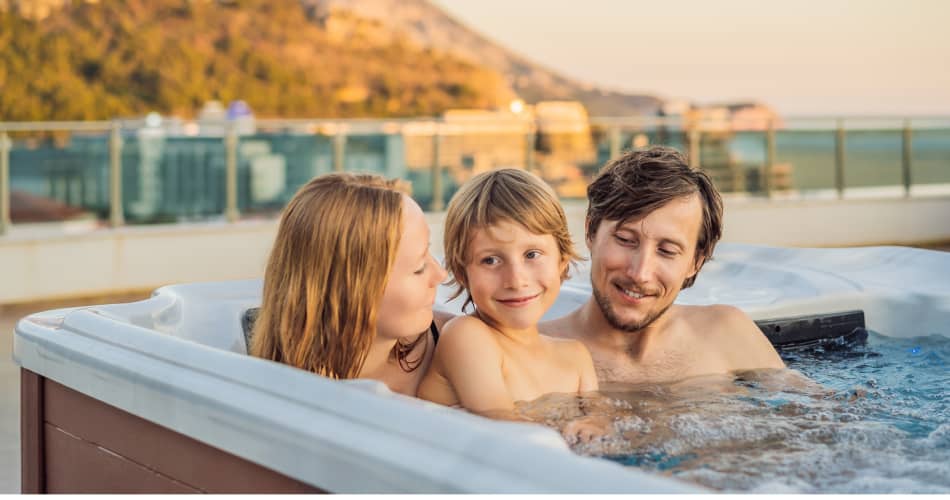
[514,332,950,493]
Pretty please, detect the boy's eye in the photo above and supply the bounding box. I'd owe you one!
[480,256,499,265]
[525,250,541,259]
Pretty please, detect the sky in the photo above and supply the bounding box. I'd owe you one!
[434,0,950,116]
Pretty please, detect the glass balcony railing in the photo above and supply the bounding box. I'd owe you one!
[1,116,949,235]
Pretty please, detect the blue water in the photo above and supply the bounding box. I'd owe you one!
[518,332,950,493]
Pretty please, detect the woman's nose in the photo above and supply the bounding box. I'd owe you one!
[432,255,448,283]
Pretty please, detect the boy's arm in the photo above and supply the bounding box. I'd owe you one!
[574,341,599,392]
[436,316,517,415]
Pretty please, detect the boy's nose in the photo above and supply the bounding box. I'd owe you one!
[503,263,528,288]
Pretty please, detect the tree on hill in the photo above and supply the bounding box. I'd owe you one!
[0,0,511,121]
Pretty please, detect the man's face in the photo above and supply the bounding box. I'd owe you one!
[587,194,704,333]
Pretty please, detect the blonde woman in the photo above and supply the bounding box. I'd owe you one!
[251,173,447,396]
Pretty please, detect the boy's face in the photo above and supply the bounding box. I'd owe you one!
[464,220,567,333]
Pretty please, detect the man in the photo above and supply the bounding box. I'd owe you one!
[541,146,785,384]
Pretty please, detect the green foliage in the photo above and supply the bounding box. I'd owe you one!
[0,0,508,121]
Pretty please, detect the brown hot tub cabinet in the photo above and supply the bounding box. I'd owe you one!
[21,369,318,493]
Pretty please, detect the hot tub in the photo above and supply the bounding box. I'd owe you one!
[13,243,950,493]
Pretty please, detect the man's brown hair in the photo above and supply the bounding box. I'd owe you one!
[585,146,723,289]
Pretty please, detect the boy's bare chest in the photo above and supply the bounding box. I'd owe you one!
[498,348,580,402]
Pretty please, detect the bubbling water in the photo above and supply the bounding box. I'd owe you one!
[514,332,950,493]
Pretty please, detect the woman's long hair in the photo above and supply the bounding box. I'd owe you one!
[251,173,421,379]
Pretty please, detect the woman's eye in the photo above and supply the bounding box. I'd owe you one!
[414,264,427,275]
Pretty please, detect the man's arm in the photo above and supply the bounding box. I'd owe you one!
[714,305,786,370]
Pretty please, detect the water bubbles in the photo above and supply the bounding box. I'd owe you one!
[924,423,950,449]
[518,333,950,492]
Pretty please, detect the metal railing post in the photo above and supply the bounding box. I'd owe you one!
[834,119,846,199]
[430,126,443,212]
[225,124,239,222]
[108,122,125,228]
[332,127,346,173]
[608,125,621,160]
[902,118,913,198]
[524,123,536,173]
[764,120,775,198]
[687,128,701,168]
[0,131,10,236]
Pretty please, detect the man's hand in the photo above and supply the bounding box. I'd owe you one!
[561,415,614,444]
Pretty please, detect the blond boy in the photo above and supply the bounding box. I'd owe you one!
[419,169,603,438]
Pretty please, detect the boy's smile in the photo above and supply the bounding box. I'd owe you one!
[464,219,566,334]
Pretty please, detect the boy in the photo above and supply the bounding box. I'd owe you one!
[419,169,605,440]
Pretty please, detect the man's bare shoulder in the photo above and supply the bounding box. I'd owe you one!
[541,334,588,357]
[679,304,784,369]
[538,312,581,340]
[679,303,752,329]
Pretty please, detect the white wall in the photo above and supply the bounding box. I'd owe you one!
[2,196,949,304]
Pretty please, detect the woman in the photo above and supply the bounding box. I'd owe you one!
[251,172,447,396]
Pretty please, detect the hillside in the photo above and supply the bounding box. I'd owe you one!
[0,0,514,121]
[303,0,663,115]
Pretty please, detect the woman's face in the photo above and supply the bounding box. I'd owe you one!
[376,195,447,341]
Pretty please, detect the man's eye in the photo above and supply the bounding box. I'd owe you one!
[614,235,634,245]
[658,247,677,257]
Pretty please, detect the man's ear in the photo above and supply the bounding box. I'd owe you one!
[689,255,705,278]
[585,216,594,250]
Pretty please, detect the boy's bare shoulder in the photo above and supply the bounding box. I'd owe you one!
[440,315,502,348]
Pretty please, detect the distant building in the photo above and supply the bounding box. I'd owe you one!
[686,101,782,131]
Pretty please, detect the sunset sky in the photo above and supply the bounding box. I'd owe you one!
[435,0,950,116]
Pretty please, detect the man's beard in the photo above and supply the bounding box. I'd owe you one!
[592,281,672,333]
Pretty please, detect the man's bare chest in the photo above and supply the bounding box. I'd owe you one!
[589,344,723,385]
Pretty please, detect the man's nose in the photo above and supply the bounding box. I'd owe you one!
[626,250,653,283]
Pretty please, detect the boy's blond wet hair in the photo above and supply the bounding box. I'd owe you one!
[443,168,582,311]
